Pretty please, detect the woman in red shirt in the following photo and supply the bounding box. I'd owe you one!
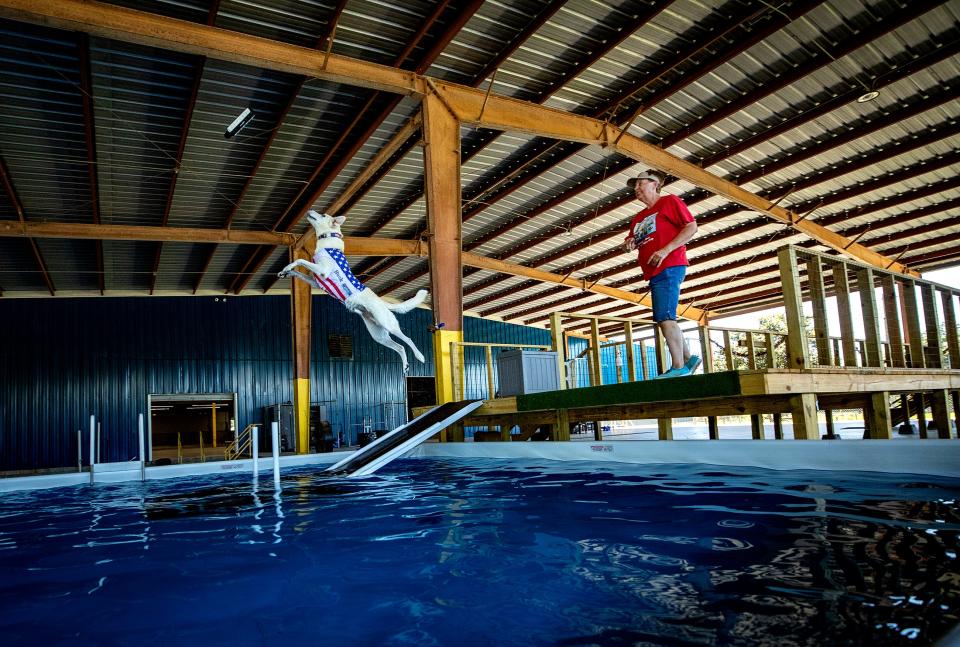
[624,170,700,378]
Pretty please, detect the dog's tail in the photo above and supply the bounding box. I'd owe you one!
[388,289,428,314]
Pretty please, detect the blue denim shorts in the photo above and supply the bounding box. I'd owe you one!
[649,265,686,322]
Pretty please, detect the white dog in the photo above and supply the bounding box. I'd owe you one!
[278,211,428,373]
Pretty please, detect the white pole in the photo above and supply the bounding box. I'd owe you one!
[138,413,146,482]
[251,423,259,478]
[96,422,101,464]
[271,421,281,491]
[89,415,96,485]
[77,430,82,472]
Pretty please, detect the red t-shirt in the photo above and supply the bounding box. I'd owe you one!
[624,194,695,280]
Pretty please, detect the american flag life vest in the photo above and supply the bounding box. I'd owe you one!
[314,247,366,302]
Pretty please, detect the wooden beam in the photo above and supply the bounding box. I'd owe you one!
[1,0,422,95]
[0,0,918,279]
[0,220,430,258]
[463,251,711,322]
[0,220,295,245]
[294,113,422,253]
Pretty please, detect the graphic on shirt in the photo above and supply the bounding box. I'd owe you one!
[632,212,658,247]
[315,248,367,302]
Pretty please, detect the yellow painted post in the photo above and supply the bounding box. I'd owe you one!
[432,329,463,405]
[290,246,312,454]
[211,403,217,448]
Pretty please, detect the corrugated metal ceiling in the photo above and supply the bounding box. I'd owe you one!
[0,0,957,331]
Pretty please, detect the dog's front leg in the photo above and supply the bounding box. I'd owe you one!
[281,269,322,290]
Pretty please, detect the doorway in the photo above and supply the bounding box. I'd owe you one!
[405,376,436,420]
[148,393,237,463]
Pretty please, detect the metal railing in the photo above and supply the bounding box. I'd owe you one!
[778,246,960,370]
[225,423,259,461]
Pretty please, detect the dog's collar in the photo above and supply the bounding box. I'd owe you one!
[317,232,343,240]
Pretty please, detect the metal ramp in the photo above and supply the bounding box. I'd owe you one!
[324,399,484,476]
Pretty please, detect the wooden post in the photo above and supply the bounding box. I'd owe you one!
[722,330,734,370]
[916,393,928,438]
[941,289,960,369]
[422,91,463,404]
[823,409,837,439]
[865,391,892,439]
[788,393,818,440]
[920,284,942,368]
[806,255,831,366]
[554,408,570,441]
[750,414,764,440]
[952,391,960,439]
[290,245,312,454]
[590,318,602,386]
[902,279,925,368]
[857,267,882,368]
[549,312,567,390]
[930,390,953,439]
[624,321,636,382]
[701,325,718,437]
[773,413,784,440]
[880,274,906,368]
[654,324,669,377]
[833,262,858,367]
[658,418,673,441]
[778,247,810,370]
[485,346,495,399]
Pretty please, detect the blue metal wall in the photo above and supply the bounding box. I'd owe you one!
[0,295,551,471]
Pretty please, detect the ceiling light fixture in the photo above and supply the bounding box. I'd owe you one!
[225,107,254,138]
[856,90,880,103]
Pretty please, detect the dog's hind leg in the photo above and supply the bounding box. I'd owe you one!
[360,313,410,373]
[390,328,425,364]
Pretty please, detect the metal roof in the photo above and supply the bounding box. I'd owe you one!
[0,0,958,331]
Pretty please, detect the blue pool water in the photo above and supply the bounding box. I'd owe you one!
[1,458,958,646]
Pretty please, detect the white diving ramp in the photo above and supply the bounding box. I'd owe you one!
[324,400,484,476]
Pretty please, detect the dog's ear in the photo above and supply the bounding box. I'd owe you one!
[333,216,346,227]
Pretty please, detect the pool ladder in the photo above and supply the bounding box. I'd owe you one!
[225,423,259,461]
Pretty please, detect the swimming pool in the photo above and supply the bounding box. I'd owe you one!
[1,456,958,646]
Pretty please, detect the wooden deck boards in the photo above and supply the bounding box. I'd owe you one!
[460,368,960,439]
